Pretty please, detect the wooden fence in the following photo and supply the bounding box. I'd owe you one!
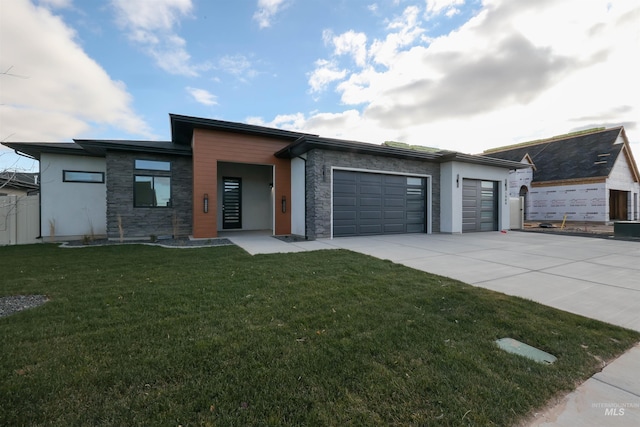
[0,195,40,245]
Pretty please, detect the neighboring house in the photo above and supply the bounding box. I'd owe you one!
[0,172,39,196]
[483,127,640,222]
[2,114,525,241]
[0,172,40,245]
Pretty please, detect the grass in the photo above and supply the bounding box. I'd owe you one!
[1,244,638,426]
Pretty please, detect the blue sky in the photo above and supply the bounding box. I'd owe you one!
[1,0,639,172]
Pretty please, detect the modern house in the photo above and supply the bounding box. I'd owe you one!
[483,127,640,222]
[2,114,526,241]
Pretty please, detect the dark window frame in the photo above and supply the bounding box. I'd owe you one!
[62,170,105,183]
[133,159,172,208]
[135,159,171,171]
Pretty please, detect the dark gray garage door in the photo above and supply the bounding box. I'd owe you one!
[462,179,498,232]
[333,170,426,237]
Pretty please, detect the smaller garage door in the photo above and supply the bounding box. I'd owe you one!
[333,170,426,237]
[463,179,498,232]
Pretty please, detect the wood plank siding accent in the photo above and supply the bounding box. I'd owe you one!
[192,128,292,238]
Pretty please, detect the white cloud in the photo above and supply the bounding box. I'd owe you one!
[370,5,424,66]
[246,113,306,129]
[253,0,289,29]
[111,0,207,77]
[425,0,464,17]
[217,54,258,81]
[289,0,640,159]
[0,0,152,147]
[307,59,347,93]
[309,5,425,101]
[331,30,368,67]
[186,87,218,106]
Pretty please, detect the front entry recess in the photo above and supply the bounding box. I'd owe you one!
[222,177,242,229]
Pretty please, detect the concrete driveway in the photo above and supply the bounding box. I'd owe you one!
[226,230,640,426]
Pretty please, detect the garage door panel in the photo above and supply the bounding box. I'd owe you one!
[333,170,427,237]
[384,223,405,233]
[334,211,356,220]
[384,210,404,219]
[407,211,425,221]
[462,179,497,232]
[334,182,357,191]
[334,196,356,206]
[383,197,405,207]
[385,186,405,196]
[359,224,383,234]
[406,200,424,210]
[360,185,383,195]
[384,175,405,184]
[360,174,383,184]
[406,223,425,233]
[360,210,382,220]
[334,225,357,235]
[360,197,382,207]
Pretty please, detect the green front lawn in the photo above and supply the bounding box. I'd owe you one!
[1,244,638,426]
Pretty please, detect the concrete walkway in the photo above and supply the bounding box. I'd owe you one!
[223,230,640,425]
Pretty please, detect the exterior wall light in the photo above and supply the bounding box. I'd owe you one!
[203,193,209,213]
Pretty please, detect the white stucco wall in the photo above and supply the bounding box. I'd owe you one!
[440,162,512,233]
[40,153,106,240]
[217,162,272,231]
[291,156,306,236]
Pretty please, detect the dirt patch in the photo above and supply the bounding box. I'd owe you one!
[522,221,613,236]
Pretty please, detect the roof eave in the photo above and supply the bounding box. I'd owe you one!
[275,136,443,161]
[74,140,191,156]
[440,152,529,169]
[170,113,314,145]
[1,142,89,160]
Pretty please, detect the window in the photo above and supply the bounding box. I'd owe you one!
[134,159,171,207]
[63,170,104,183]
[135,159,170,171]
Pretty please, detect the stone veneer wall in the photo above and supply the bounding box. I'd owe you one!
[305,149,440,239]
[106,152,193,239]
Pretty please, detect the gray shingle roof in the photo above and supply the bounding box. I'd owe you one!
[482,128,624,182]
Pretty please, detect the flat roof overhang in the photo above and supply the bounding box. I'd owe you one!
[170,113,315,146]
[2,142,91,160]
[74,139,191,156]
[275,136,529,170]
